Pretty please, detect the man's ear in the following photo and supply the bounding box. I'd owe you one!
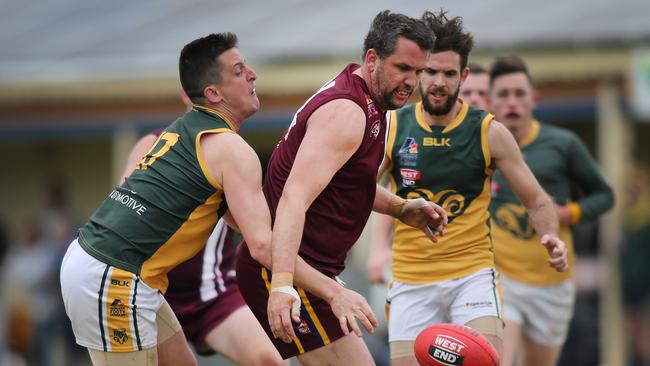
[364,49,379,73]
[204,85,222,105]
[532,88,541,108]
[460,66,470,84]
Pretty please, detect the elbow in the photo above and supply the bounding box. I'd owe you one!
[245,234,271,267]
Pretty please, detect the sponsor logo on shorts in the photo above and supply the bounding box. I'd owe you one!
[428,335,466,365]
[464,300,494,309]
[297,320,311,335]
[111,279,130,287]
[110,299,128,317]
[113,328,129,344]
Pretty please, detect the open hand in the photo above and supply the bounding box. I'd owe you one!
[541,234,569,272]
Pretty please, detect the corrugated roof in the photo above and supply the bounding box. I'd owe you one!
[1,0,649,84]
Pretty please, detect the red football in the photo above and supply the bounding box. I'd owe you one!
[414,323,499,366]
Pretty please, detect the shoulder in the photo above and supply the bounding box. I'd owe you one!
[309,98,366,127]
[539,122,577,142]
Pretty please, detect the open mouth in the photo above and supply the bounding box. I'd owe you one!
[395,88,411,99]
[505,112,520,119]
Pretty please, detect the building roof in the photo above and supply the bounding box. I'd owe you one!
[2,0,649,84]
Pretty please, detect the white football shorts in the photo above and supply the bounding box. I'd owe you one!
[502,275,575,346]
[387,268,503,342]
[60,238,164,352]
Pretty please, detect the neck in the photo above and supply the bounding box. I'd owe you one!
[198,103,243,131]
[512,119,533,145]
[423,100,463,127]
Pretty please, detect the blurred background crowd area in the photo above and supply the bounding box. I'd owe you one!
[1,0,650,365]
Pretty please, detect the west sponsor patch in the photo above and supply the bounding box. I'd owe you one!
[400,169,421,186]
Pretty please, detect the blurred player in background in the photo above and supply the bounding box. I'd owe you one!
[488,55,614,366]
[237,10,446,366]
[118,92,286,365]
[366,10,568,365]
[460,62,490,110]
[60,32,280,366]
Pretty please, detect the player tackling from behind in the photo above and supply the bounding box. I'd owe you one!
[60,32,281,366]
[366,10,569,365]
[117,90,286,366]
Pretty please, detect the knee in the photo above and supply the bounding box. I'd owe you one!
[248,349,286,366]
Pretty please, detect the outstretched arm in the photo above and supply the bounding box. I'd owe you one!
[490,121,568,272]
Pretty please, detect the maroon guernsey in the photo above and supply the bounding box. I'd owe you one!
[242,63,386,277]
[237,63,387,358]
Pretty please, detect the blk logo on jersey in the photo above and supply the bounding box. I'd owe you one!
[400,169,421,186]
[423,137,451,147]
[398,137,418,167]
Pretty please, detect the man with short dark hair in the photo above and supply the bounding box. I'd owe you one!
[60,32,271,366]
[237,10,446,366]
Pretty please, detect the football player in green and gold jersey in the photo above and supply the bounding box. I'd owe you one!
[366,11,569,365]
[489,55,613,366]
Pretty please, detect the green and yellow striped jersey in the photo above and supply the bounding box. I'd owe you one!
[79,106,234,293]
[386,100,495,284]
[490,120,613,285]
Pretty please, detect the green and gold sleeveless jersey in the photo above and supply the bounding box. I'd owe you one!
[79,106,234,293]
[386,100,495,284]
[491,120,613,285]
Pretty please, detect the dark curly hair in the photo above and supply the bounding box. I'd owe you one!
[422,9,474,71]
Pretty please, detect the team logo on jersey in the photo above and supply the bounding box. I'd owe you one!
[367,101,379,118]
[370,120,381,140]
[493,203,536,239]
[398,137,418,167]
[407,189,467,222]
[110,299,128,317]
[400,169,421,186]
[297,320,312,335]
[113,328,129,344]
